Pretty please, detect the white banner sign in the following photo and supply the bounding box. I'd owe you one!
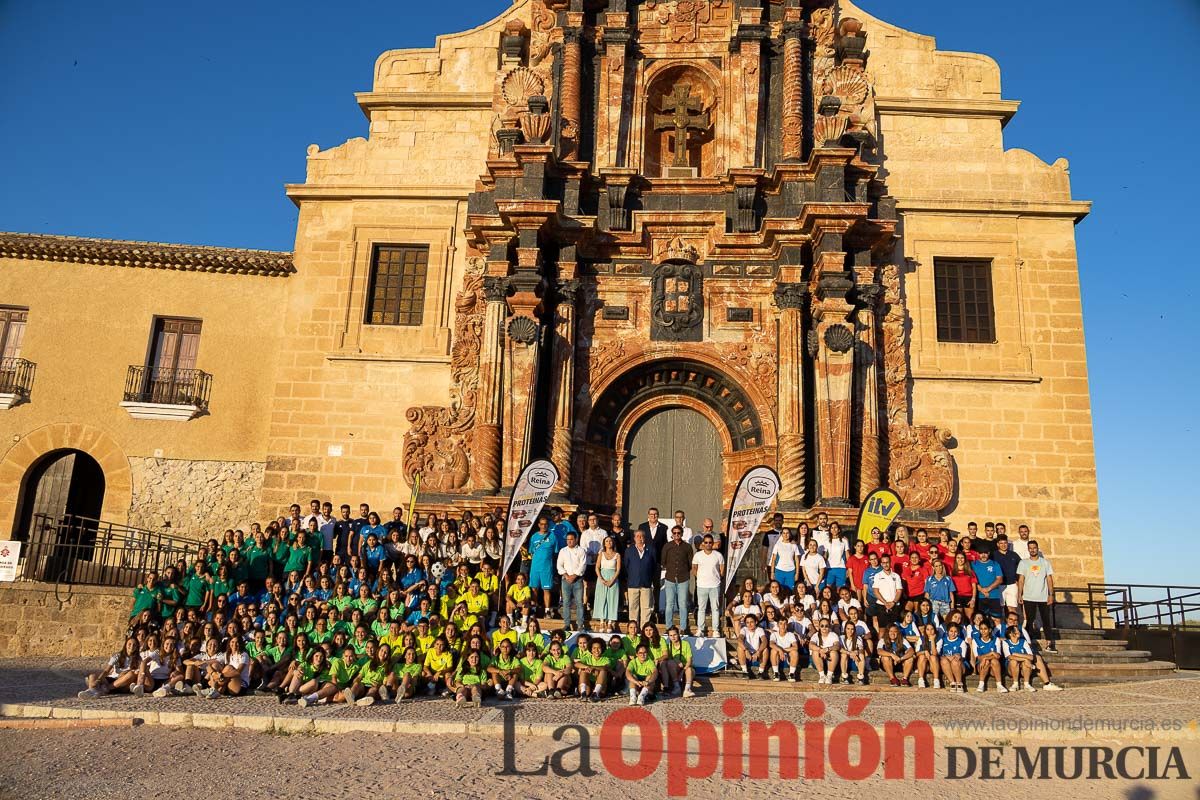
[0,540,21,582]
[500,459,560,577]
[724,465,782,590]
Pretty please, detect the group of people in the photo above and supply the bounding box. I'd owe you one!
[79,500,1063,706]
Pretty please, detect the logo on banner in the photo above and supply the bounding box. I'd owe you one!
[855,487,904,546]
[501,459,560,577]
[724,466,781,589]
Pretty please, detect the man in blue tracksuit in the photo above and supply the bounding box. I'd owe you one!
[528,516,559,618]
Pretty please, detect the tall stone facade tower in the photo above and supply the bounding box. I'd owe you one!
[255,0,1100,582]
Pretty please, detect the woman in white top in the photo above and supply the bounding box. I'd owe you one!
[761,580,791,613]
[731,590,762,630]
[809,619,842,685]
[737,615,770,680]
[769,626,801,682]
[79,636,142,699]
[799,539,828,592]
[769,528,801,591]
[460,533,485,568]
[202,636,251,699]
[787,608,813,644]
[839,621,869,685]
[761,603,783,634]
[824,522,850,590]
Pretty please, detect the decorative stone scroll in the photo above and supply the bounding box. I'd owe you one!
[402,258,486,493]
[809,10,878,148]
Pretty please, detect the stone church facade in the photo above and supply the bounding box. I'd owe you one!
[0,0,1103,584]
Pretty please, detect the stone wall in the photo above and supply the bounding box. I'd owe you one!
[127,457,266,541]
[0,581,129,658]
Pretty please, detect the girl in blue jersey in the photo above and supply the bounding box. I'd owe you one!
[969,620,1004,693]
[913,622,942,689]
[937,622,969,692]
[1000,624,1036,692]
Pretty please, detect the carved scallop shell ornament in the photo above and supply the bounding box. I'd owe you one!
[501,67,546,107]
[507,315,540,344]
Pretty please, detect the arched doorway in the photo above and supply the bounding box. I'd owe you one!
[15,449,106,540]
[623,407,722,532]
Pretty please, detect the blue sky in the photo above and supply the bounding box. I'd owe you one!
[2,1,1197,587]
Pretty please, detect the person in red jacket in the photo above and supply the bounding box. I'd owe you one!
[866,527,893,563]
[846,540,870,603]
[949,552,978,617]
[899,551,931,612]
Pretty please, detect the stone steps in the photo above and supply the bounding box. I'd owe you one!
[1043,650,1153,664]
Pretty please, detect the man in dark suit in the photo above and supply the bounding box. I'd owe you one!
[637,507,670,562]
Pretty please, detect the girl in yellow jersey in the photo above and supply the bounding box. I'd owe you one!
[452,649,487,708]
[422,637,455,697]
[505,572,533,616]
[351,642,393,706]
[490,614,519,653]
[388,646,423,700]
[518,617,547,657]
[664,626,696,698]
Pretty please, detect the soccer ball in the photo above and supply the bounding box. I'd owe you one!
[430,562,445,581]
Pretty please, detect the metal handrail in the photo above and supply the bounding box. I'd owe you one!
[0,357,35,396]
[17,513,196,587]
[123,365,212,408]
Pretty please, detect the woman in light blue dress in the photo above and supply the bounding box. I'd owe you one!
[593,536,622,633]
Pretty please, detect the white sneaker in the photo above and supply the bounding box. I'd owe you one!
[505,687,514,701]
[298,697,311,708]
[917,678,926,689]
[628,688,637,706]
[958,685,966,693]
[356,696,375,707]
[1025,682,1037,693]
[1043,682,1062,691]
[131,684,144,698]
[683,688,696,698]
[379,686,391,703]
[858,675,866,685]
[152,686,170,698]
[173,681,187,694]
[997,684,1009,693]
[77,688,99,700]
[976,683,985,693]
[933,679,942,689]
[204,688,220,700]
[192,684,205,697]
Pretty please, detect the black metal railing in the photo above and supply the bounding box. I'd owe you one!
[123,365,212,408]
[18,513,197,587]
[0,357,35,396]
[1056,583,1200,669]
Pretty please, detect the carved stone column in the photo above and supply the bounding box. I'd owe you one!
[472,276,509,494]
[780,11,805,162]
[596,14,630,169]
[774,282,808,506]
[549,279,579,494]
[501,273,544,488]
[811,243,855,507]
[560,19,583,161]
[854,279,883,503]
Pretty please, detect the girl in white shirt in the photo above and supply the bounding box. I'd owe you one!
[731,590,762,630]
[770,528,802,591]
[769,627,801,682]
[79,637,141,699]
[761,580,791,613]
[913,622,943,689]
[809,619,842,684]
[839,621,868,685]
[761,604,783,634]
[799,540,828,592]
[737,615,770,680]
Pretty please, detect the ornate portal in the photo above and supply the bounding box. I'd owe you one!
[401,0,958,524]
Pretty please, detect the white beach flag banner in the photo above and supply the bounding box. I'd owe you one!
[724,465,782,591]
[0,540,21,582]
[500,459,560,577]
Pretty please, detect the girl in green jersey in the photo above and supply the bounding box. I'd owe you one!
[452,650,487,708]
[389,646,423,700]
[540,640,574,698]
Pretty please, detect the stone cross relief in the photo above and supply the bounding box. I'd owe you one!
[652,84,711,169]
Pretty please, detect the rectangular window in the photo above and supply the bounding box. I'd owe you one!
[365,244,429,326]
[146,317,202,404]
[934,259,996,343]
[0,306,28,362]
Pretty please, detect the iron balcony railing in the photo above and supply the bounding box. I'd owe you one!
[18,513,197,587]
[0,357,35,396]
[123,365,212,408]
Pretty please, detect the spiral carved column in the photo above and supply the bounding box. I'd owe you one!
[855,283,883,503]
[560,25,583,160]
[774,283,807,504]
[781,19,805,162]
[549,281,578,494]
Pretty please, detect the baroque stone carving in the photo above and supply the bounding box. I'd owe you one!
[501,67,545,108]
[589,339,627,383]
[646,0,728,44]
[402,257,485,493]
[824,324,854,353]
[507,315,540,344]
[890,425,956,512]
[810,10,878,146]
[651,262,704,341]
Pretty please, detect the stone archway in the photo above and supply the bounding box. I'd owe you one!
[576,358,773,515]
[0,423,131,536]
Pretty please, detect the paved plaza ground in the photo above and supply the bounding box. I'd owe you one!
[1,658,1198,798]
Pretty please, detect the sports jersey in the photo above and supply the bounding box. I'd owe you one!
[463,593,489,615]
[423,650,454,673]
[542,653,571,671]
[518,657,544,683]
[491,629,519,652]
[358,661,389,687]
[971,636,1000,658]
[1000,638,1031,657]
[330,657,361,687]
[455,665,487,686]
[518,631,547,655]
[937,636,969,658]
[300,661,331,683]
[627,657,656,680]
[666,639,693,664]
[394,661,422,679]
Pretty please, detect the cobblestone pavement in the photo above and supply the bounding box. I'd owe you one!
[2,659,1199,799]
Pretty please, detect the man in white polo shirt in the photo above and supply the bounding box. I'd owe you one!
[870,555,904,632]
[691,534,726,637]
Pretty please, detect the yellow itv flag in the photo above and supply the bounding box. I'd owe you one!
[855,488,903,545]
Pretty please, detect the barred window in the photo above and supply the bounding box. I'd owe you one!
[934,259,995,343]
[365,245,429,326]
